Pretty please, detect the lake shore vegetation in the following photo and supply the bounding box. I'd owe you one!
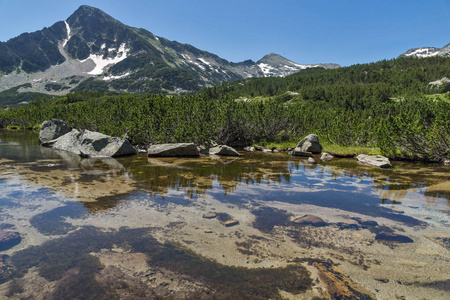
[0,56,449,163]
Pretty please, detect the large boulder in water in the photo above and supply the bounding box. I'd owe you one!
[356,154,392,168]
[52,129,136,158]
[201,145,240,156]
[39,119,72,145]
[296,134,322,154]
[148,143,199,157]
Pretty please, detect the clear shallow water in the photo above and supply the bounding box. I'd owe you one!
[0,129,449,299]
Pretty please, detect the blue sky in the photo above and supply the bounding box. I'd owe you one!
[0,0,449,66]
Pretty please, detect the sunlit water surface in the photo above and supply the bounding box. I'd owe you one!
[0,130,449,299]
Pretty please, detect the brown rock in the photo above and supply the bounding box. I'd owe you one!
[314,261,376,300]
[0,255,14,282]
[202,213,217,219]
[293,215,327,226]
[204,229,213,233]
[224,220,239,227]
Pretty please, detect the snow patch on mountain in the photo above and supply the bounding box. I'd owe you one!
[81,43,130,75]
[402,47,439,58]
[62,21,71,47]
[103,72,130,81]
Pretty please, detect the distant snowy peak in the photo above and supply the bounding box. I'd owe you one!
[255,53,339,77]
[400,43,450,58]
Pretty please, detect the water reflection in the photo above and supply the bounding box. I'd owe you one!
[1,130,450,299]
[1,130,449,219]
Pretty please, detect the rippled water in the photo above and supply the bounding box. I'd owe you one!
[0,129,449,299]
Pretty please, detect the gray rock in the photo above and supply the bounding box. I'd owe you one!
[443,159,450,166]
[307,157,317,164]
[205,145,240,156]
[39,119,72,145]
[296,134,322,154]
[243,146,255,152]
[52,129,137,158]
[356,154,392,168]
[148,143,199,157]
[289,148,312,157]
[320,152,335,162]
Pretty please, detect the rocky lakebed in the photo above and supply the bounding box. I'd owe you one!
[0,127,449,299]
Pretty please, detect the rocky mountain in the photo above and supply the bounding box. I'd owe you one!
[399,43,450,58]
[0,5,339,98]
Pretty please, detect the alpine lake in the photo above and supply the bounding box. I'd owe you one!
[0,129,449,300]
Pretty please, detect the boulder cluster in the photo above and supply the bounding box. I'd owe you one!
[39,120,393,167]
[39,119,240,158]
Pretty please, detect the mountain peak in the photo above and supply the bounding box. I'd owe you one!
[0,5,340,101]
[70,5,110,18]
[257,53,294,65]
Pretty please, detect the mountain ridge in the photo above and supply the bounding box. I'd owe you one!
[399,43,450,58]
[0,5,339,99]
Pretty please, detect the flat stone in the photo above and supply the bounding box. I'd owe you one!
[293,215,327,226]
[289,148,313,157]
[224,220,239,227]
[204,229,213,233]
[203,145,240,156]
[203,212,217,219]
[356,154,392,168]
[148,143,199,157]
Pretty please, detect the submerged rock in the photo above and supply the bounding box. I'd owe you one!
[375,231,413,243]
[39,119,72,145]
[148,143,199,157]
[224,220,239,227]
[356,154,392,168]
[0,231,21,251]
[296,134,322,154]
[203,213,217,219]
[293,215,327,226]
[351,217,378,227]
[52,129,137,158]
[313,261,376,300]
